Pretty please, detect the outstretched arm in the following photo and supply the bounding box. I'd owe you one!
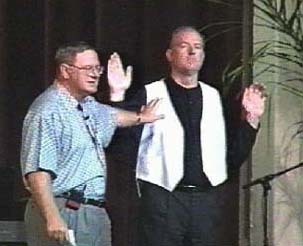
[116,98,164,127]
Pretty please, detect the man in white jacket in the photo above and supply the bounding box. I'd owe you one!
[108,26,266,246]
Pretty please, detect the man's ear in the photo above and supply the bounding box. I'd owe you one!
[166,49,172,62]
[60,64,71,80]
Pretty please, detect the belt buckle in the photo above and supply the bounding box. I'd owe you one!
[82,198,105,208]
[95,200,103,207]
[184,185,197,192]
[176,184,201,192]
[94,200,105,208]
[185,185,196,188]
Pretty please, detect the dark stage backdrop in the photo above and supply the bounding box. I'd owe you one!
[0,1,246,245]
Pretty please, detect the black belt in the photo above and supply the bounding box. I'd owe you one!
[57,192,106,208]
[175,184,210,192]
[81,198,106,208]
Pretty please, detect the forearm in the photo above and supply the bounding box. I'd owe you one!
[26,171,61,223]
[227,121,258,170]
[111,92,145,128]
[116,109,141,127]
[115,96,163,128]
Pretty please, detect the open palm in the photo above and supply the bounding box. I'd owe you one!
[242,83,266,118]
[107,52,132,95]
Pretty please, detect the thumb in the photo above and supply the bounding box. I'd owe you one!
[126,66,133,81]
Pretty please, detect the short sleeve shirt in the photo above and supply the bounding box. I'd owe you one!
[21,84,118,199]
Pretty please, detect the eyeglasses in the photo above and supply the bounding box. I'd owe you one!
[67,64,104,75]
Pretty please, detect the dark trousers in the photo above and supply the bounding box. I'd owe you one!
[138,181,228,246]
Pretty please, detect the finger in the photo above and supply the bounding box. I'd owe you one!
[108,53,118,71]
[251,83,266,95]
[108,52,122,71]
[112,52,123,70]
[253,90,263,97]
[146,98,157,107]
[156,114,165,120]
[54,232,62,242]
[49,230,62,242]
[262,96,267,103]
[108,52,118,65]
[148,98,162,108]
[253,89,266,98]
[246,85,267,99]
[154,98,162,105]
[152,98,162,110]
[241,88,249,102]
[254,82,266,90]
[107,53,116,72]
[261,87,268,98]
[126,65,133,81]
[58,229,68,242]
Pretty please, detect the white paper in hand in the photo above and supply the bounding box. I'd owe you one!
[65,229,77,246]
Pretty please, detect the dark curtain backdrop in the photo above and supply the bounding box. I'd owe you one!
[0,1,245,245]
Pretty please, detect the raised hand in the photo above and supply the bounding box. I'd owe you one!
[107,52,132,101]
[242,83,267,127]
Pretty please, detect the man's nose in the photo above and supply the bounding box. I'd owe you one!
[188,46,196,54]
[88,70,101,77]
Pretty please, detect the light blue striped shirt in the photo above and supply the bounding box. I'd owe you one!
[21,84,118,200]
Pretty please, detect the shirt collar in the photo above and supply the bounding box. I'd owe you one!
[166,76,200,92]
[52,82,95,110]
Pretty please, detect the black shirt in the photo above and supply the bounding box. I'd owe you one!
[165,77,211,187]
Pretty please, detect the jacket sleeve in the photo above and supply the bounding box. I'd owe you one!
[227,120,258,172]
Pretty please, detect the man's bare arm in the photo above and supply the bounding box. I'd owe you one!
[26,171,68,242]
[116,98,164,127]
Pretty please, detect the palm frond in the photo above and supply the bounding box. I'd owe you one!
[205,0,303,99]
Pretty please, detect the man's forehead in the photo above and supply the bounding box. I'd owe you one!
[74,50,100,64]
[172,31,203,44]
